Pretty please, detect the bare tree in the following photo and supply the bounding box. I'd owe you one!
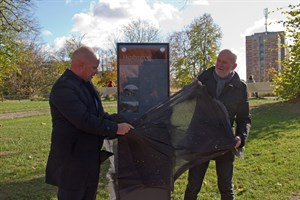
[51,34,88,74]
[57,34,87,60]
[0,0,36,32]
[121,18,161,43]
[97,19,162,87]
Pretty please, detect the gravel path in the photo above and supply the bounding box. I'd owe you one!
[0,110,50,120]
[0,103,266,120]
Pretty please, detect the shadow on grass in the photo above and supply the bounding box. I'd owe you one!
[0,176,56,200]
[0,161,111,200]
[249,101,300,141]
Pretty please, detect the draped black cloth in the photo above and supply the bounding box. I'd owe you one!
[117,81,236,194]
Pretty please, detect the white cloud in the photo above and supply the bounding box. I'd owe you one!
[190,0,209,5]
[240,18,265,37]
[72,13,95,31]
[58,0,213,51]
[240,17,284,38]
[65,0,85,5]
[41,43,56,56]
[91,1,130,18]
[42,30,53,37]
[68,0,183,49]
[53,36,70,50]
[152,2,181,34]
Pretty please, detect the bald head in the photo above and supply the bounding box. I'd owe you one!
[70,46,99,81]
[71,46,97,67]
[218,49,237,63]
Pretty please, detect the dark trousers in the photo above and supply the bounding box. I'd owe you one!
[184,152,235,200]
[57,185,98,200]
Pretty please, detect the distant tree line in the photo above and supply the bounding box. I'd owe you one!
[0,0,299,100]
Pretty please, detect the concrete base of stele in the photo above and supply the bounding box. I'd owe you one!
[118,187,171,200]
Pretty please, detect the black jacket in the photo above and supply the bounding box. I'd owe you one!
[197,67,251,147]
[45,69,117,190]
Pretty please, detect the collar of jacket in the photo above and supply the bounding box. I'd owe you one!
[63,69,101,112]
[204,66,244,89]
[228,70,245,89]
[63,68,88,86]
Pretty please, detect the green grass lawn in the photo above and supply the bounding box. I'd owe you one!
[0,100,117,114]
[0,98,299,199]
[0,100,50,114]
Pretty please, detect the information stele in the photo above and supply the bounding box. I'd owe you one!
[117,43,170,200]
[117,43,169,121]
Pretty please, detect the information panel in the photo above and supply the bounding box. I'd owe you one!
[117,43,169,121]
[116,43,170,200]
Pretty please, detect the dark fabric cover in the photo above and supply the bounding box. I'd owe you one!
[117,80,236,194]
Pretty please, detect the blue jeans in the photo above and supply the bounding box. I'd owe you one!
[184,151,235,200]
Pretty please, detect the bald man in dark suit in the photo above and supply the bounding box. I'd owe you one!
[45,46,133,200]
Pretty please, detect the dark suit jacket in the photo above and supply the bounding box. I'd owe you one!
[45,69,118,190]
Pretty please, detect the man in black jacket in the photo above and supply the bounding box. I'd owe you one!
[184,49,251,200]
[45,46,133,200]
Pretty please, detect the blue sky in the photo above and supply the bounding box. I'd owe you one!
[35,0,298,80]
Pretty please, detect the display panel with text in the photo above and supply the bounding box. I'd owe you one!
[117,43,169,121]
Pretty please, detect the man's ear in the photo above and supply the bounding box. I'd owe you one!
[233,63,237,70]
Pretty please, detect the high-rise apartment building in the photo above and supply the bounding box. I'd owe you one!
[245,31,286,82]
